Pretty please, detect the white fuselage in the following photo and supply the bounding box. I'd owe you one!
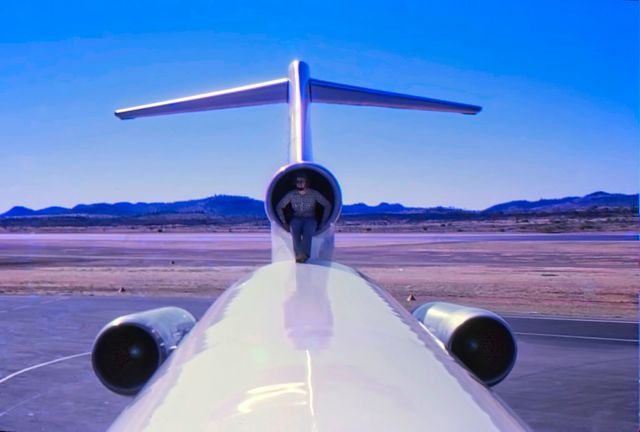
[108,261,526,431]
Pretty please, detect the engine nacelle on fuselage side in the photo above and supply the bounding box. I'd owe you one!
[265,162,342,262]
[413,302,517,386]
[92,307,196,395]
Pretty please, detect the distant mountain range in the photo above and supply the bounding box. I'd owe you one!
[1,195,265,219]
[1,191,637,219]
[482,191,638,214]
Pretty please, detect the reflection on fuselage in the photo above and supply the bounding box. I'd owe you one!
[284,263,334,350]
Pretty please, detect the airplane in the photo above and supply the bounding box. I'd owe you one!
[91,60,530,431]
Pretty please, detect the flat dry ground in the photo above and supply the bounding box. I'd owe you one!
[0,233,636,319]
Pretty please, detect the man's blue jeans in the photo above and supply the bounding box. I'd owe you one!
[290,217,317,258]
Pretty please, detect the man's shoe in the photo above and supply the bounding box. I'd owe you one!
[295,254,305,263]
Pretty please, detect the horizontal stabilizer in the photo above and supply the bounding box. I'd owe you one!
[115,78,289,120]
[309,79,481,115]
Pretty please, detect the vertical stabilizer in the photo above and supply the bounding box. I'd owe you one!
[288,61,313,163]
[114,60,482,263]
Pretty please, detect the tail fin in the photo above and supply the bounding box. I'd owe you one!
[309,79,481,114]
[114,60,481,161]
[114,78,288,120]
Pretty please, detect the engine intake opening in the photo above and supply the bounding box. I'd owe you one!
[92,324,160,395]
[450,317,516,386]
[266,163,341,234]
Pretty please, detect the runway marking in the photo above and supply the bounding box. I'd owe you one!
[0,297,68,314]
[505,315,638,325]
[0,352,91,386]
[0,392,43,417]
[511,354,637,382]
[516,331,638,343]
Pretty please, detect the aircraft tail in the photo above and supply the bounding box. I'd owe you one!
[114,60,482,262]
[114,60,481,162]
[309,79,481,114]
[114,78,289,120]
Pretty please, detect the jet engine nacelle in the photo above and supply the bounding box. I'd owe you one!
[412,302,517,386]
[266,162,342,261]
[265,162,342,231]
[92,307,196,395]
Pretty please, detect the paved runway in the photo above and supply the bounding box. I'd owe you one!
[0,232,635,268]
[0,295,636,432]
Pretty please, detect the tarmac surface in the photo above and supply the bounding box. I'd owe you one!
[0,232,635,268]
[0,295,636,432]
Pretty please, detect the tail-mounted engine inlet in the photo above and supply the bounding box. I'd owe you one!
[265,162,342,235]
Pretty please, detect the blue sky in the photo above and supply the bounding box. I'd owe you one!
[0,1,637,211]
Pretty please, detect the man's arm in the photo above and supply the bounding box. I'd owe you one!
[276,192,292,227]
[314,191,332,225]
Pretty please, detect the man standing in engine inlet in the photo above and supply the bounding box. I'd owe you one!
[276,173,332,263]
